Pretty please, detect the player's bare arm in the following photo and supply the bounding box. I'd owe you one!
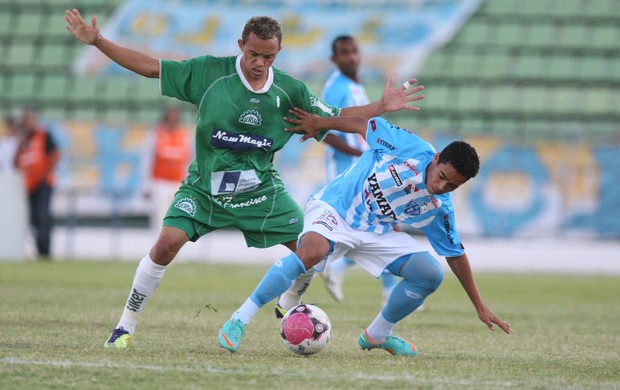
[284,108,367,142]
[341,76,425,119]
[446,254,512,335]
[65,9,160,78]
[323,134,364,157]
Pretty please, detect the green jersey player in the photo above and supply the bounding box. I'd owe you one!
[65,8,425,349]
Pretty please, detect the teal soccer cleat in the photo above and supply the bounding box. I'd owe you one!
[358,330,417,356]
[218,318,246,352]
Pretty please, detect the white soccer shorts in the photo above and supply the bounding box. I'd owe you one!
[301,200,427,278]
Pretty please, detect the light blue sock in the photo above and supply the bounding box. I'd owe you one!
[249,252,307,308]
[381,252,444,324]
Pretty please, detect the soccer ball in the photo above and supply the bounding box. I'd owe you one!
[279,304,331,355]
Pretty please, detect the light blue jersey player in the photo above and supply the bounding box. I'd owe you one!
[319,35,396,305]
[219,111,511,356]
[313,117,463,257]
[322,70,369,180]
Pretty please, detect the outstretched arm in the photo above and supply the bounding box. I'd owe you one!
[65,9,160,78]
[446,253,512,334]
[284,108,367,142]
[341,76,425,119]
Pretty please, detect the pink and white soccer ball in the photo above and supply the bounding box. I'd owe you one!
[279,304,331,355]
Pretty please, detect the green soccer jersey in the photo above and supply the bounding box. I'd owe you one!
[160,55,340,197]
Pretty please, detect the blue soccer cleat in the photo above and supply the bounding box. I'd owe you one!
[218,318,246,352]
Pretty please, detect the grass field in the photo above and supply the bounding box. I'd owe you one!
[1,260,618,389]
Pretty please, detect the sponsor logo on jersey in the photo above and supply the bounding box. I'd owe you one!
[376,138,396,151]
[312,209,338,231]
[428,194,440,209]
[212,129,273,151]
[403,161,419,175]
[174,197,197,217]
[213,195,268,209]
[250,98,260,104]
[370,119,377,131]
[404,184,418,194]
[238,109,263,126]
[289,217,299,224]
[388,165,402,186]
[367,173,397,219]
[404,200,422,216]
[443,214,455,244]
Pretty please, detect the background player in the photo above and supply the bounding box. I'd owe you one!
[318,35,397,305]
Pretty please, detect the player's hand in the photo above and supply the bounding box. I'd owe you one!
[381,75,425,113]
[284,108,322,142]
[478,306,512,334]
[65,9,100,45]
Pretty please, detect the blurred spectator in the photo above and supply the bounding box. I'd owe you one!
[144,106,192,235]
[0,115,19,172]
[14,108,61,259]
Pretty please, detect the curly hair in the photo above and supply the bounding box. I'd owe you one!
[242,16,282,45]
[438,141,480,179]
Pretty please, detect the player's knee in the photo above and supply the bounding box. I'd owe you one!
[295,233,331,269]
[419,254,444,292]
[404,252,444,293]
[150,236,182,265]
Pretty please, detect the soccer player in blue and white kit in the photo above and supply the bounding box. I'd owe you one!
[219,109,512,355]
[316,35,398,305]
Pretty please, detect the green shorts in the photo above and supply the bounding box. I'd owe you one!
[162,183,303,248]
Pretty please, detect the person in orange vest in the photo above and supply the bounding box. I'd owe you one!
[145,107,192,235]
[14,108,61,259]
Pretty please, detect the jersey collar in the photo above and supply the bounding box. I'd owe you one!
[236,55,273,94]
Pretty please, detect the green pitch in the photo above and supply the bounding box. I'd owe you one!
[1,260,618,389]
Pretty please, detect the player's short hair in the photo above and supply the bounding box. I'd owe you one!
[438,141,480,179]
[331,35,355,55]
[242,16,282,45]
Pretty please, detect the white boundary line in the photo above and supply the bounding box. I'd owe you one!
[1,357,516,386]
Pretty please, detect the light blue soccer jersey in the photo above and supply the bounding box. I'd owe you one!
[321,71,370,180]
[311,117,465,257]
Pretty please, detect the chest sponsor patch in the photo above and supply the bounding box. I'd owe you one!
[211,128,273,151]
[211,170,261,195]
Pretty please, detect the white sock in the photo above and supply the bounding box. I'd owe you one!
[116,255,166,334]
[366,312,395,342]
[277,269,316,310]
[232,298,261,324]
